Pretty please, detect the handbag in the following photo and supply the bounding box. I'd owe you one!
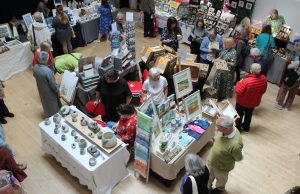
[283,64,300,87]
[31,25,39,52]
[188,176,199,194]
[263,35,274,63]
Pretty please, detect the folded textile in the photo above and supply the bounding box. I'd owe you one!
[188,124,205,135]
[188,130,202,140]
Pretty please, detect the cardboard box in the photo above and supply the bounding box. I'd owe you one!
[214,59,229,73]
[180,62,200,82]
[155,53,178,75]
[204,87,217,98]
[141,46,165,64]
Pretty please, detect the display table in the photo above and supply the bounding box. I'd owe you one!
[79,17,100,45]
[39,106,130,194]
[150,117,216,180]
[243,54,288,85]
[0,42,33,81]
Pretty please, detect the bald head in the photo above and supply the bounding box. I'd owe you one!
[250,63,262,75]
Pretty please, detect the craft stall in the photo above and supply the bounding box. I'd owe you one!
[39,106,130,194]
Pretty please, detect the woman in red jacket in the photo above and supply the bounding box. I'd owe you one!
[235,63,268,132]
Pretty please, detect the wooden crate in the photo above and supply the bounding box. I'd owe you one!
[180,63,200,82]
[155,53,177,75]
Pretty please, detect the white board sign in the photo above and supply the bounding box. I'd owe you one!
[126,12,134,22]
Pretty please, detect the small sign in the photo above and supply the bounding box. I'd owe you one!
[111,22,117,32]
[126,12,134,22]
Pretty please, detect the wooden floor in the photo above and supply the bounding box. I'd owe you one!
[2,27,300,194]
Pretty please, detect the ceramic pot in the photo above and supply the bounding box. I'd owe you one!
[80,148,85,155]
[102,132,117,148]
[89,157,97,166]
[61,134,66,141]
[53,114,61,123]
[79,139,87,148]
[97,131,103,139]
[90,145,97,153]
[62,125,69,133]
[80,117,88,126]
[74,136,80,142]
[71,111,78,118]
[88,132,95,138]
[44,118,51,125]
[71,143,76,149]
[55,123,61,129]
[72,117,77,122]
[71,130,77,136]
[54,127,60,134]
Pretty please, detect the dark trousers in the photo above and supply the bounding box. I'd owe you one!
[190,41,201,62]
[143,12,154,37]
[235,103,254,131]
[0,99,10,119]
[197,58,213,96]
[235,66,241,83]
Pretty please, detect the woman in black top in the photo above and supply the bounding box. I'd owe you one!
[160,17,182,52]
[94,70,132,122]
[180,154,209,194]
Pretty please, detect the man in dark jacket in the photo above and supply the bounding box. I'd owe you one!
[235,63,268,132]
[140,0,155,37]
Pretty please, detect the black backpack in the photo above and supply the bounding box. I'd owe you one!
[283,64,300,87]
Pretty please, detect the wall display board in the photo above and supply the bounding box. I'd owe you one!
[0,24,12,38]
[125,12,136,61]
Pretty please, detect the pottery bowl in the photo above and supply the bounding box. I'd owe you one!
[102,132,117,148]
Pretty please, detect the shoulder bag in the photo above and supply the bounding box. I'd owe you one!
[283,64,300,87]
[31,25,39,52]
[263,35,274,63]
[188,176,199,194]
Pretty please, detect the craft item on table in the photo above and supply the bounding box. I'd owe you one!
[74,136,80,142]
[162,108,176,128]
[214,59,229,73]
[178,133,193,148]
[183,91,202,121]
[88,121,100,133]
[187,130,202,140]
[55,123,61,129]
[61,134,66,141]
[203,105,217,117]
[60,105,71,116]
[71,130,77,136]
[192,119,210,129]
[89,157,97,166]
[80,148,86,155]
[170,119,177,133]
[88,132,95,138]
[53,113,62,123]
[164,145,182,163]
[71,143,76,149]
[87,145,101,157]
[97,131,103,139]
[54,127,60,134]
[80,117,88,126]
[102,132,117,148]
[135,143,149,161]
[79,139,87,149]
[168,94,176,107]
[188,124,205,134]
[159,133,172,152]
[276,25,292,41]
[173,68,193,99]
[44,118,51,125]
[62,125,69,133]
[134,159,148,178]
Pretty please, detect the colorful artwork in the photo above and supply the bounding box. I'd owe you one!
[173,68,193,99]
[183,91,202,121]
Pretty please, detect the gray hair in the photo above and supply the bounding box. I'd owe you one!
[218,115,233,129]
[208,29,217,37]
[38,51,49,64]
[250,47,261,57]
[149,67,160,80]
[117,12,124,19]
[33,12,43,23]
[185,154,206,177]
[250,63,262,75]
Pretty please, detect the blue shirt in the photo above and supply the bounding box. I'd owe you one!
[256,33,275,56]
[200,35,224,61]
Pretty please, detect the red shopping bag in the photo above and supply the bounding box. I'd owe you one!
[153,15,159,33]
[86,101,106,116]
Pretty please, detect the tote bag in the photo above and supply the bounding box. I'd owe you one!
[263,35,274,63]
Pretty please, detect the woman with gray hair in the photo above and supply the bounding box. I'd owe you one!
[142,67,168,105]
[33,51,61,118]
[180,153,209,194]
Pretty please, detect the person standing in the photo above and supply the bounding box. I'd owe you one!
[264,9,285,34]
[235,63,267,132]
[33,52,62,118]
[37,0,50,18]
[0,81,14,124]
[94,70,132,122]
[160,17,182,52]
[212,37,237,100]
[98,0,113,42]
[181,154,209,194]
[52,5,73,54]
[207,115,243,194]
[249,48,269,76]
[274,60,300,110]
[190,19,207,62]
[200,0,212,7]
[198,29,223,94]
[140,0,155,37]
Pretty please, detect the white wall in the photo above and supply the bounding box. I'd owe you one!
[252,0,300,40]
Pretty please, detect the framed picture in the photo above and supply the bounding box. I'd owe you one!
[168,94,176,107]
[4,39,23,49]
[246,0,255,2]
[139,96,158,118]
[183,91,202,121]
[245,2,253,10]
[238,0,245,8]
[0,23,12,38]
[163,4,170,12]
[173,68,193,99]
[22,13,34,30]
[231,1,237,8]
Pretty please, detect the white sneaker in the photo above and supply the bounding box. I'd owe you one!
[273,103,283,110]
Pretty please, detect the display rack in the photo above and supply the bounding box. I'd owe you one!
[125,21,136,61]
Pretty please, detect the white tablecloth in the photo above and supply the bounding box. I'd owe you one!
[39,107,130,194]
[0,42,33,81]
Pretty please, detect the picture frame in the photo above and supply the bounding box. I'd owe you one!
[183,90,202,121]
[139,96,158,118]
[168,94,176,107]
[246,0,255,2]
[0,23,12,38]
[54,0,63,6]
[231,1,237,8]
[173,68,193,99]
[4,39,23,49]
[238,0,245,8]
[22,13,34,30]
[245,2,253,10]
